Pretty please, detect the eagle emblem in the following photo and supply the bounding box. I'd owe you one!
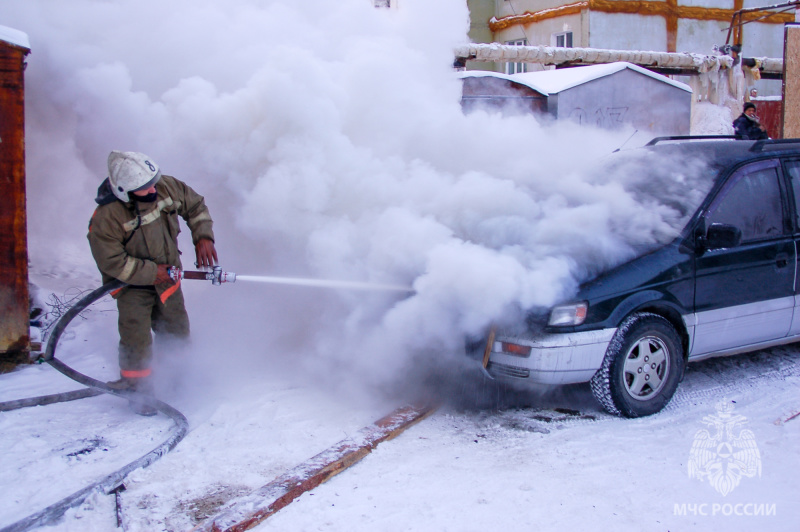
[688,399,761,496]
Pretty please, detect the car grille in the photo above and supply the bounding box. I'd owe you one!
[487,362,530,379]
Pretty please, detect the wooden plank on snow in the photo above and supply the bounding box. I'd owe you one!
[192,403,437,532]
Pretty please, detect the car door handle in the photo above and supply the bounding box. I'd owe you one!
[776,252,789,268]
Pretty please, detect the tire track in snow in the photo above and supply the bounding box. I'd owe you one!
[667,348,800,411]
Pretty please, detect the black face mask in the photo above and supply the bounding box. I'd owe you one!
[134,191,158,203]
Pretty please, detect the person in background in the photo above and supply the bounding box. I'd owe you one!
[88,151,218,415]
[733,102,769,140]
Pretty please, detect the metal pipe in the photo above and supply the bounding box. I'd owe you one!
[454,43,784,77]
[725,0,800,46]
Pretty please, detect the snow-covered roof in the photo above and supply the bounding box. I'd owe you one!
[0,25,30,50]
[457,70,549,96]
[513,62,691,94]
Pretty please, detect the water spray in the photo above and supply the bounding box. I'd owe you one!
[236,275,414,293]
[167,266,413,293]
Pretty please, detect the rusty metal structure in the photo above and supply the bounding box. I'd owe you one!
[460,72,548,116]
[0,27,31,371]
[725,0,800,47]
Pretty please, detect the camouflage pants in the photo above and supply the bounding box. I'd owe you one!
[116,286,190,374]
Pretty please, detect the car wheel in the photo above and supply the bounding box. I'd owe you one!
[590,312,684,417]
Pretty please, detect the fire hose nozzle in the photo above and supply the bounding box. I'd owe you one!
[167,266,236,285]
[211,265,236,285]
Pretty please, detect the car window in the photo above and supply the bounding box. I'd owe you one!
[707,165,784,242]
[785,160,800,229]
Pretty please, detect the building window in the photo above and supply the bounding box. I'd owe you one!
[554,32,573,48]
[505,39,527,75]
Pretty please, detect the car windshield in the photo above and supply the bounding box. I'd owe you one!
[587,146,717,249]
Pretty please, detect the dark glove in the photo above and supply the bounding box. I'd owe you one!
[195,238,218,269]
[155,264,174,285]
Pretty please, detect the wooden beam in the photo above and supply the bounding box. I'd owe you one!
[782,23,800,138]
[488,0,795,41]
[192,404,438,532]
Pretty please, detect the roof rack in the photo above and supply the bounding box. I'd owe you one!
[646,135,738,146]
[750,138,800,152]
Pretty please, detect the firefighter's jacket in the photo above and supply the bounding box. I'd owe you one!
[88,174,214,301]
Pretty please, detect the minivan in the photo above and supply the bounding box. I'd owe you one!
[479,137,800,417]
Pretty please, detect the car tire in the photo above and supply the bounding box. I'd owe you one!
[590,312,684,417]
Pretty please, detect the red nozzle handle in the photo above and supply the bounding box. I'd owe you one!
[182,271,209,280]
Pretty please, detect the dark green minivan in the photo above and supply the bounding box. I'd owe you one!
[482,137,800,417]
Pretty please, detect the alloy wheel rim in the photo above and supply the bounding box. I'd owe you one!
[622,335,670,401]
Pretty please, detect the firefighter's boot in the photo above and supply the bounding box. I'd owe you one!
[107,376,157,416]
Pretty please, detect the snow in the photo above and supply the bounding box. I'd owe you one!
[0,24,29,50]
[3,274,800,531]
[1,0,797,530]
[457,71,550,96]
[691,101,736,135]
[514,62,693,94]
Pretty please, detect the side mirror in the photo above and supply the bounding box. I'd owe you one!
[705,223,742,249]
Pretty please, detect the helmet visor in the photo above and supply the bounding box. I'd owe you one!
[132,170,162,192]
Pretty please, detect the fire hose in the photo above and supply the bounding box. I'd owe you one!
[0,269,235,532]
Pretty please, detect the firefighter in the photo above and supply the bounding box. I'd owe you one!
[88,151,218,415]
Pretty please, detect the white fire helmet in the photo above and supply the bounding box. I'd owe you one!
[107,150,162,202]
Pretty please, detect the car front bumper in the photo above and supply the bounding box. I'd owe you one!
[486,327,618,385]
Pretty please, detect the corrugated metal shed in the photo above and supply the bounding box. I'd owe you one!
[0,25,31,371]
[459,62,692,135]
[515,62,692,135]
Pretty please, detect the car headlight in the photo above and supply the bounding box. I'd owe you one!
[548,302,588,326]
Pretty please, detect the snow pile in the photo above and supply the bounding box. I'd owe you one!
[687,60,747,136]
[6,0,705,403]
[692,101,735,135]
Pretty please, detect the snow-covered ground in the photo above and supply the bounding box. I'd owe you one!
[2,269,798,532]
[2,0,799,530]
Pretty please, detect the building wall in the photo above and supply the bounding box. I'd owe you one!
[474,0,793,57]
[738,19,787,58]
[491,1,584,47]
[470,1,794,94]
[468,0,495,43]
[589,12,666,50]
[522,15,583,47]
[467,0,499,71]
[676,18,729,54]
[0,39,30,370]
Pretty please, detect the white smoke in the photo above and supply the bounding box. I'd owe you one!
[5,0,699,403]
